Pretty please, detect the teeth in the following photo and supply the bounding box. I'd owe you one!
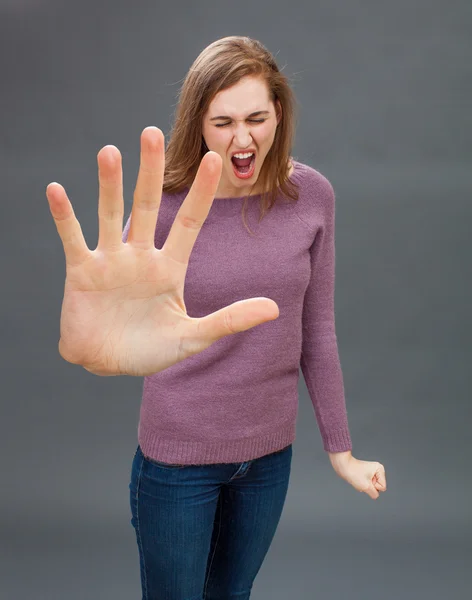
[232,152,254,159]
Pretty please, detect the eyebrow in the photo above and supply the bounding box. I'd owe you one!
[209,110,270,121]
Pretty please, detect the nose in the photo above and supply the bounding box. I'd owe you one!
[233,123,253,148]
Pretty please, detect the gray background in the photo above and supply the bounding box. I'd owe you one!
[1,0,471,598]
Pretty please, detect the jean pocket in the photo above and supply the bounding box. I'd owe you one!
[142,452,186,469]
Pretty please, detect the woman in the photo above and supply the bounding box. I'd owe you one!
[47,36,386,600]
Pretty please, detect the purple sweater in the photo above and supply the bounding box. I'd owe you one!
[122,159,352,465]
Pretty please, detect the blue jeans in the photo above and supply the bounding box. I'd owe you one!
[129,442,293,600]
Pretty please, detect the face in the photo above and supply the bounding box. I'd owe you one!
[202,75,281,198]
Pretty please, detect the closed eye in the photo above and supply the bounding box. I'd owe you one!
[215,119,266,128]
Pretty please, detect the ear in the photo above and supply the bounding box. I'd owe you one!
[275,99,282,125]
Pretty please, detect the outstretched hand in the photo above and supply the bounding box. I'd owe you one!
[46,127,279,376]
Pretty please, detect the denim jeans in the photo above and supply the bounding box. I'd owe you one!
[129,442,293,600]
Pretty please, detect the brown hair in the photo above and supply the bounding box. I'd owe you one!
[163,36,300,234]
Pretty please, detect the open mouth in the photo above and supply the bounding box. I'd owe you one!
[231,153,256,179]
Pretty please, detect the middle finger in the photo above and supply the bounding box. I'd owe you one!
[127,126,165,249]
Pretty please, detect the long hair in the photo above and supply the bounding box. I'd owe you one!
[163,36,300,234]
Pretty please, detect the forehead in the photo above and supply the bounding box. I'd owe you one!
[208,76,272,115]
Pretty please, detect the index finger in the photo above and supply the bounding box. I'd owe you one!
[161,151,222,265]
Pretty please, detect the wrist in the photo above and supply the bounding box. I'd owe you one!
[328,449,353,469]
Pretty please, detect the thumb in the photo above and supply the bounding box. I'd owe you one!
[367,485,380,499]
[194,297,280,344]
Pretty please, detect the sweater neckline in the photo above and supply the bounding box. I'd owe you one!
[181,159,304,218]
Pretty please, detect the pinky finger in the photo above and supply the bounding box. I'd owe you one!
[46,182,91,267]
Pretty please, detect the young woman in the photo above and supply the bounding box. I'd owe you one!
[47,35,386,600]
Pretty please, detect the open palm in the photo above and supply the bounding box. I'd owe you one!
[46,127,279,376]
